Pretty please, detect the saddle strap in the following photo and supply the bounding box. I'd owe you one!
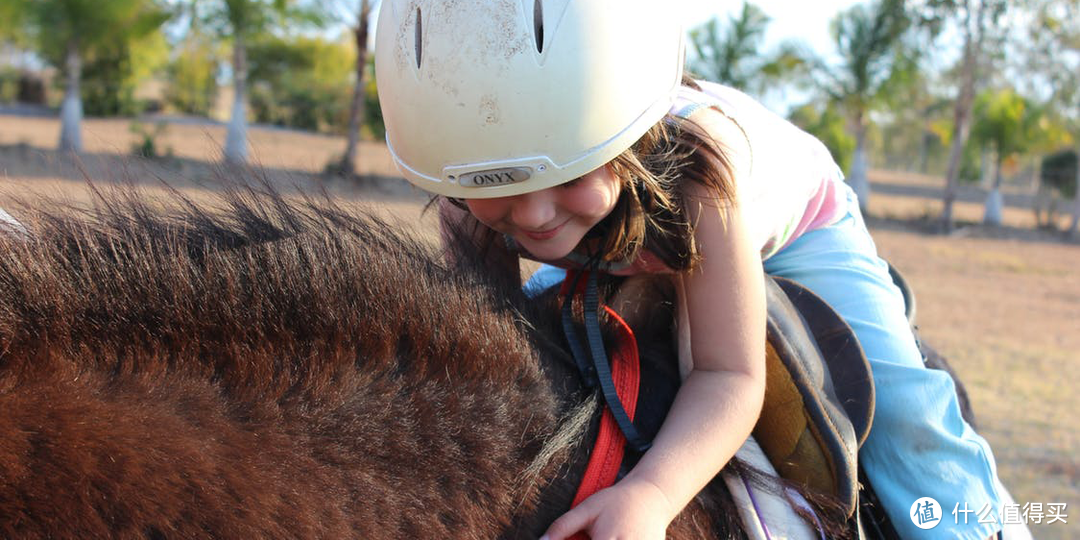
[566,304,642,519]
[559,270,650,452]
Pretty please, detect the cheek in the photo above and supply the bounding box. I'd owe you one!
[566,185,619,221]
[563,166,622,220]
[464,199,506,229]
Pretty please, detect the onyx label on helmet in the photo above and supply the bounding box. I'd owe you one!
[459,167,531,187]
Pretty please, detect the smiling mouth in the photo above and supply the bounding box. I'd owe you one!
[522,223,564,241]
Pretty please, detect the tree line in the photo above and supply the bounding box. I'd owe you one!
[690,0,1079,235]
[0,0,376,177]
[1,0,1078,235]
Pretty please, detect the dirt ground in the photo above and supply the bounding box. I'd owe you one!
[1,114,1077,538]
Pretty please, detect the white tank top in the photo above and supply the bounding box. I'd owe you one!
[672,81,848,258]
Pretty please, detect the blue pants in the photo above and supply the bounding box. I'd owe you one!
[525,187,1003,539]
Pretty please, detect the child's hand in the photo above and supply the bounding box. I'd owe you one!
[540,478,676,540]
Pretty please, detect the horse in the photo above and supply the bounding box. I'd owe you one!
[0,182,889,538]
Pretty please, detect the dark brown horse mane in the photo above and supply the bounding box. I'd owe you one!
[0,181,843,538]
[0,182,592,538]
[1,184,540,390]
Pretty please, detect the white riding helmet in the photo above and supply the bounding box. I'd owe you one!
[375,0,685,199]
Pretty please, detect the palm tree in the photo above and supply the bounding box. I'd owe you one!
[1025,0,1080,236]
[689,3,770,88]
[968,88,1043,225]
[0,0,30,51]
[336,0,377,178]
[2,0,169,152]
[813,0,909,211]
[188,0,329,163]
[688,3,808,98]
[915,0,1010,231]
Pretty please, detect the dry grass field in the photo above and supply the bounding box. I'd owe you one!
[1,114,1077,539]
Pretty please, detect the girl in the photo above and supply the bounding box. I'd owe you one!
[374,1,1003,538]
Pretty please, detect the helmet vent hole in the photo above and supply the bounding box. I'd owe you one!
[414,8,423,69]
[533,0,544,53]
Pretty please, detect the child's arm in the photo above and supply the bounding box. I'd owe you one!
[542,156,766,539]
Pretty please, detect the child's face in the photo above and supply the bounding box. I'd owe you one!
[465,166,621,261]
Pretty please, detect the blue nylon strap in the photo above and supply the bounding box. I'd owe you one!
[562,269,652,453]
[561,269,597,388]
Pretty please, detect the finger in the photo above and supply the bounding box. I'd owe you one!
[540,505,597,540]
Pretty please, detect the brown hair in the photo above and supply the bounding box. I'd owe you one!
[591,106,738,271]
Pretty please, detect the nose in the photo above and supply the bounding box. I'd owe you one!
[508,190,557,230]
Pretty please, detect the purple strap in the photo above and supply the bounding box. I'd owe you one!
[740,471,773,540]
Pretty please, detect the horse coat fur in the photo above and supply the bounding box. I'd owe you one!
[0,185,791,539]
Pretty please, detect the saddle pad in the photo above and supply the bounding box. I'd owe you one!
[753,276,875,517]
